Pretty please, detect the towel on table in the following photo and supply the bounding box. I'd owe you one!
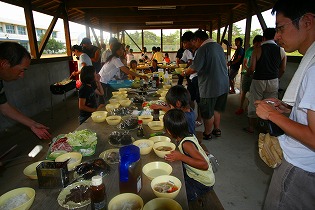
[282,42,315,106]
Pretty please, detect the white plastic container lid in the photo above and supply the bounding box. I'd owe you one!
[91,175,103,186]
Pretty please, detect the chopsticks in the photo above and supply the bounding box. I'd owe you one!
[0,144,17,160]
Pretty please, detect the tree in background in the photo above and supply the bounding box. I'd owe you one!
[39,34,65,54]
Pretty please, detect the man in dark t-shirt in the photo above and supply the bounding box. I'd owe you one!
[0,42,51,140]
[227,37,244,94]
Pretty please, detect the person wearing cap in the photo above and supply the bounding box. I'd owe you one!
[80,37,101,73]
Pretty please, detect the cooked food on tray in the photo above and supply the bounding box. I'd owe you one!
[118,117,138,130]
[74,158,110,180]
[109,131,133,147]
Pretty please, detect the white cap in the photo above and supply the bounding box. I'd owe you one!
[91,175,103,186]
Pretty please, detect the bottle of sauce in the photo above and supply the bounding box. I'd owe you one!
[119,145,142,194]
[153,73,159,87]
[137,120,144,137]
[90,175,106,210]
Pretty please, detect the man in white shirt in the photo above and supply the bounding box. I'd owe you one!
[255,0,315,209]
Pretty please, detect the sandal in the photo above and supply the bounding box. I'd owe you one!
[203,132,212,140]
[212,129,221,137]
[195,121,203,127]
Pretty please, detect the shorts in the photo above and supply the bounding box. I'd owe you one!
[241,74,253,93]
[187,76,200,103]
[248,79,278,118]
[99,83,115,105]
[184,168,213,201]
[199,93,228,119]
[229,68,239,80]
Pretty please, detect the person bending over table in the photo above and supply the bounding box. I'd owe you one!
[0,42,51,140]
[98,42,147,103]
[163,109,215,202]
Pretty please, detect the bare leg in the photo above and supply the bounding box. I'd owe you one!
[196,106,202,122]
[203,116,214,135]
[213,111,220,129]
[229,79,235,93]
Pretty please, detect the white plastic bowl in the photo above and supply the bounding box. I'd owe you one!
[106,115,122,125]
[108,193,143,210]
[148,121,164,131]
[149,136,171,143]
[0,187,35,210]
[143,198,182,210]
[91,111,108,123]
[142,161,172,180]
[151,175,182,199]
[153,141,176,158]
[133,139,154,155]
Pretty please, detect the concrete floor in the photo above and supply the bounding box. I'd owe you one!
[0,88,273,210]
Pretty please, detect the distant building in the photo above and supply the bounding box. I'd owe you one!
[0,17,64,51]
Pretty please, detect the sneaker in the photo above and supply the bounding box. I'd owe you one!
[235,108,244,115]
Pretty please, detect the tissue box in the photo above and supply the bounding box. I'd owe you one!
[36,161,69,188]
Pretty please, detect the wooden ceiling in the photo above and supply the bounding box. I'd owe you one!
[2,0,276,32]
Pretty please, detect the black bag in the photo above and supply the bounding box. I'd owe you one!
[258,119,284,137]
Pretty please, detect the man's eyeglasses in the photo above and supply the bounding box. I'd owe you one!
[275,16,302,34]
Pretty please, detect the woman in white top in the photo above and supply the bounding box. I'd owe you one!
[71,45,92,78]
[99,42,147,103]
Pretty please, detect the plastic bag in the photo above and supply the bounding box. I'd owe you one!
[258,133,283,168]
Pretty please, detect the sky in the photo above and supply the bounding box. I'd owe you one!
[0,1,277,41]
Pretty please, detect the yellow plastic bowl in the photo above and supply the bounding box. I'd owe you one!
[118,90,128,94]
[163,84,172,90]
[179,64,187,68]
[106,115,122,125]
[149,136,171,143]
[119,99,132,107]
[133,139,154,155]
[91,111,108,123]
[160,91,168,97]
[175,68,184,74]
[153,141,176,158]
[148,121,164,131]
[159,115,164,122]
[112,91,122,96]
[143,198,182,210]
[0,187,35,210]
[106,103,120,112]
[156,89,164,94]
[138,115,153,125]
[118,88,128,92]
[151,175,182,199]
[23,160,52,179]
[109,98,119,104]
[112,94,128,99]
[108,193,143,210]
[142,161,173,180]
[55,152,82,171]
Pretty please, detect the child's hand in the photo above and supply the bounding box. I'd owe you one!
[150,104,164,110]
[95,73,101,82]
[97,104,104,110]
[165,151,182,162]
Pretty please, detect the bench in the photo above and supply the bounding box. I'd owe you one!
[188,189,224,210]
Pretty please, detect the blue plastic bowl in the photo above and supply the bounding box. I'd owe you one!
[108,80,132,90]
